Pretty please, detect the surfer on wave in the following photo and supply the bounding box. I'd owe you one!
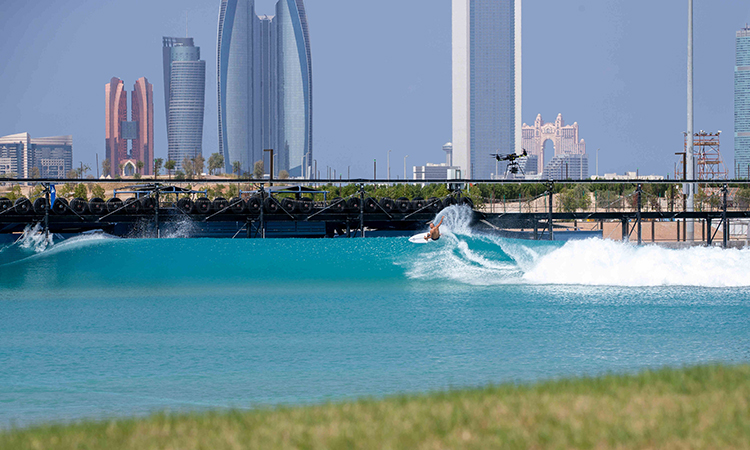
[424,217,444,241]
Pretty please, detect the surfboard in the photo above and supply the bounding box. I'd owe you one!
[409,233,430,244]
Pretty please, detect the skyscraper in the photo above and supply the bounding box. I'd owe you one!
[453,0,522,179]
[736,24,750,178]
[105,77,154,177]
[217,0,312,177]
[163,37,206,171]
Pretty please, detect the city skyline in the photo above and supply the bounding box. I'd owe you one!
[218,0,312,177]
[163,37,206,172]
[0,1,748,179]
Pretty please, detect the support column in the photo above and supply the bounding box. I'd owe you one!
[154,189,160,238]
[359,184,365,238]
[723,184,729,248]
[44,183,50,240]
[636,184,642,245]
[622,218,629,242]
[547,182,554,241]
[259,185,266,239]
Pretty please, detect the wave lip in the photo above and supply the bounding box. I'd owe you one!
[523,239,750,288]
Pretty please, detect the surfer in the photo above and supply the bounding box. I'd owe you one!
[424,216,444,241]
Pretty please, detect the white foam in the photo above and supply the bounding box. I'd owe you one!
[16,224,54,253]
[524,239,750,287]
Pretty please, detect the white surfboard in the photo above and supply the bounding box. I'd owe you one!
[409,233,430,244]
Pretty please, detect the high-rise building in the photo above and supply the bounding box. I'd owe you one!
[0,133,73,179]
[105,77,154,177]
[217,0,313,177]
[736,25,750,177]
[0,133,31,178]
[163,37,206,171]
[453,0,522,179]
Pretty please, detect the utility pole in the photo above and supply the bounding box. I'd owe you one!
[404,155,409,181]
[686,0,695,241]
[264,149,273,186]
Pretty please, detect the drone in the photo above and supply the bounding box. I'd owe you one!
[490,149,528,176]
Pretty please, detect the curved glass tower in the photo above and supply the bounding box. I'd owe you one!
[218,0,312,177]
[163,37,206,172]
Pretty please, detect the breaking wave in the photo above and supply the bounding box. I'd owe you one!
[404,205,750,288]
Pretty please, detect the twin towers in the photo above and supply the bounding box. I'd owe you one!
[218,0,313,177]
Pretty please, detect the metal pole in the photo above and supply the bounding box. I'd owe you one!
[387,150,391,181]
[404,155,408,181]
[359,184,365,238]
[264,149,274,187]
[547,182,554,241]
[723,184,729,248]
[155,189,160,238]
[44,183,50,240]
[686,0,695,241]
[259,185,265,239]
[636,184,642,245]
[622,218,629,242]
[373,160,377,180]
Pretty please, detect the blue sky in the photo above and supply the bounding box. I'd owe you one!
[1,0,749,178]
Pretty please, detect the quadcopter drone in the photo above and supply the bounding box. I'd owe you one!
[490,149,528,176]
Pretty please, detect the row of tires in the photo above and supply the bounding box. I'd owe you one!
[0,196,474,216]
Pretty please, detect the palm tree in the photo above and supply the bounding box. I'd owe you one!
[165,160,176,180]
[232,161,242,178]
[136,160,144,176]
[153,158,163,178]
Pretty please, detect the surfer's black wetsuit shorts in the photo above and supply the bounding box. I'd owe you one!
[433,235,440,241]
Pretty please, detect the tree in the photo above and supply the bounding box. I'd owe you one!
[102,158,111,177]
[175,170,186,180]
[58,183,75,198]
[193,154,205,178]
[278,170,289,180]
[66,169,78,179]
[118,163,124,177]
[182,157,195,179]
[73,184,88,199]
[90,184,105,199]
[135,160,144,176]
[232,161,242,178]
[208,153,224,175]
[165,160,176,180]
[253,160,264,179]
[153,158,163,177]
[30,167,41,179]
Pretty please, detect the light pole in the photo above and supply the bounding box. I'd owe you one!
[263,149,274,186]
[686,0,695,241]
[596,148,600,178]
[387,150,392,181]
[404,155,409,181]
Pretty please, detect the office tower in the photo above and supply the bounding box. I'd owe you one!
[217,0,313,177]
[736,25,750,177]
[163,37,206,171]
[105,77,154,177]
[453,0,522,179]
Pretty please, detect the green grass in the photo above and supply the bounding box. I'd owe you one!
[2,365,749,449]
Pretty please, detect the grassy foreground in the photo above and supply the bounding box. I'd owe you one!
[2,365,749,450]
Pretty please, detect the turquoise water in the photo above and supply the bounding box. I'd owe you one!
[1,206,749,427]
